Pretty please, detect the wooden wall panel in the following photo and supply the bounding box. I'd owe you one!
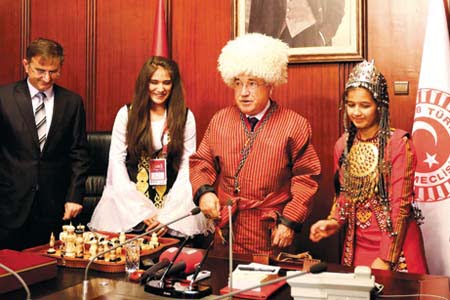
[95,0,155,131]
[277,64,342,261]
[171,0,234,140]
[367,0,427,132]
[0,0,23,85]
[29,0,87,105]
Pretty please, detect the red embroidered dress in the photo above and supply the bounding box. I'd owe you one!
[330,129,427,273]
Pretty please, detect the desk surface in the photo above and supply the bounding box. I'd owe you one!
[3,254,449,300]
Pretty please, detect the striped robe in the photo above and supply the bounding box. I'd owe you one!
[330,129,428,273]
[190,102,321,256]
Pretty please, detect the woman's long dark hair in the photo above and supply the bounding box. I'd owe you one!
[126,56,186,171]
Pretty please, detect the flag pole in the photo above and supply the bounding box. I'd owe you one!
[151,0,169,58]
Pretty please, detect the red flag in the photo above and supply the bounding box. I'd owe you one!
[151,0,169,57]
[412,0,450,276]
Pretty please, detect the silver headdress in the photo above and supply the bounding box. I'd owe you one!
[345,60,389,107]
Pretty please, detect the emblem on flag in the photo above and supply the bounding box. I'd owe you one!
[413,89,450,202]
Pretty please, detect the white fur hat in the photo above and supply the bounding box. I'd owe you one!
[218,33,289,86]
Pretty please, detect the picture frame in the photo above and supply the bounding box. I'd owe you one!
[233,0,367,63]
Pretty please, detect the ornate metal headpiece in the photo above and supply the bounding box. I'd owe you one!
[345,60,389,106]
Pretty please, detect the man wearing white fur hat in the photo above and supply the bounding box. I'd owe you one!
[190,33,321,256]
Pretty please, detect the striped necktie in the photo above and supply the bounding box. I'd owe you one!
[35,92,47,151]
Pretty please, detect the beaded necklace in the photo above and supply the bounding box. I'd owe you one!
[342,135,379,204]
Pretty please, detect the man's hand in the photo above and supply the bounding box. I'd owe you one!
[63,202,83,220]
[199,192,221,220]
[272,223,294,248]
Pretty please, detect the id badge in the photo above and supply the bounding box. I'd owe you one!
[149,158,167,185]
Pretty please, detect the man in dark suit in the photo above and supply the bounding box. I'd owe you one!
[0,38,89,250]
[248,0,345,47]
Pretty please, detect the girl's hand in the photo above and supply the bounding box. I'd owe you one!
[309,219,340,242]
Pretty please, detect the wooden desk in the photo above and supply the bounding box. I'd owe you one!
[2,254,449,299]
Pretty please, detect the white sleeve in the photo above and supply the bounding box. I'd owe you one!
[107,106,133,186]
[88,106,157,233]
[158,110,211,236]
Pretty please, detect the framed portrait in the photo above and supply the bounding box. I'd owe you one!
[233,0,367,63]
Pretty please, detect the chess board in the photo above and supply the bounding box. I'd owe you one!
[24,233,178,273]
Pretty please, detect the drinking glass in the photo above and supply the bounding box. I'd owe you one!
[125,240,140,275]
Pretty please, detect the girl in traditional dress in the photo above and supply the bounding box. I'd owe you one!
[310,60,427,273]
[89,56,208,237]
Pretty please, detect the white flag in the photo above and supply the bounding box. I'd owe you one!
[412,0,450,276]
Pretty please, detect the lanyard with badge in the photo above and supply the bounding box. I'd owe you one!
[149,124,169,208]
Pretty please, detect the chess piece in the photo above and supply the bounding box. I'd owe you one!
[59,225,69,255]
[138,237,144,249]
[110,237,122,256]
[47,232,56,254]
[83,231,95,244]
[109,241,121,263]
[65,224,76,258]
[76,224,85,233]
[119,232,126,244]
[118,232,126,256]
[150,232,159,249]
[141,238,151,251]
[75,228,84,258]
[97,242,105,260]
[104,240,111,261]
[89,238,98,259]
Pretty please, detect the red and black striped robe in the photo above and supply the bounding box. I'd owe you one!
[190,102,321,256]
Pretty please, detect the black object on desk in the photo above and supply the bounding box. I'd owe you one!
[144,238,213,298]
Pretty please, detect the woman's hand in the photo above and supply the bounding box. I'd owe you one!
[309,219,340,242]
[143,216,168,236]
[371,257,391,270]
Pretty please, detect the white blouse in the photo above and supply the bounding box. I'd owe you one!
[88,105,209,236]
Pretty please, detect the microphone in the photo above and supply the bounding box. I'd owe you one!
[188,239,214,290]
[158,246,204,274]
[82,207,201,298]
[139,258,170,284]
[153,261,186,279]
[227,199,233,292]
[148,237,189,289]
[214,262,327,300]
[141,245,205,285]
[0,263,32,300]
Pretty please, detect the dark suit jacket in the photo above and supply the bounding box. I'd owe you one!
[0,79,89,228]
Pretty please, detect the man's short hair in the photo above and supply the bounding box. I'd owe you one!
[26,38,64,64]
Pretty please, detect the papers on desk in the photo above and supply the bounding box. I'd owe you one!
[231,263,280,292]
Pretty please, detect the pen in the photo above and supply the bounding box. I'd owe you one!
[238,266,276,272]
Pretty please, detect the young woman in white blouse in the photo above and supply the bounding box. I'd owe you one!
[89,56,208,237]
